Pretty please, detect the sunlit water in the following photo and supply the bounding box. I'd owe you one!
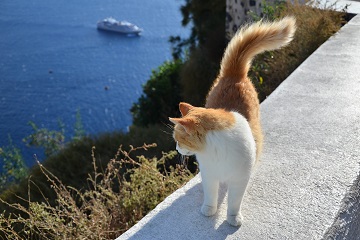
[0,0,189,166]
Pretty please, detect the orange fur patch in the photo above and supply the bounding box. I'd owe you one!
[170,103,235,152]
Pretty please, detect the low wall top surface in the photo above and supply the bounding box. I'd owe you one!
[118,15,360,240]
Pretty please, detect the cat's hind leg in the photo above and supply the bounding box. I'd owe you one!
[226,175,251,226]
[200,173,219,217]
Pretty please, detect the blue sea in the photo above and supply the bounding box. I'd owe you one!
[0,0,190,166]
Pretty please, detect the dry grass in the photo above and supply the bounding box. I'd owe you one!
[250,0,347,101]
[0,144,194,239]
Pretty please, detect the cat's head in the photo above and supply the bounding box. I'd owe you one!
[169,102,235,156]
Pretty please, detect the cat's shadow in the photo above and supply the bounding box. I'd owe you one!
[216,221,239,236]
[123,177,242,240]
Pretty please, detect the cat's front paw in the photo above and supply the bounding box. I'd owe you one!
[227,213,243,227]
[201,204,217,217]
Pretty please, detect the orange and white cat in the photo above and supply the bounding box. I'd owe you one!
[169,17,296,226]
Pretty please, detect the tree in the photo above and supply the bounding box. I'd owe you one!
[170,0,226,62]
[23,121,65,158]
[0,137,28,192]
[169,0,227,107]
[131,60,183,126]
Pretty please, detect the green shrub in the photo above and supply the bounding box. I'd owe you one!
[23,121,66,158]
[131,60,184,126]
[23,109,85,158]
[0,139,28,192]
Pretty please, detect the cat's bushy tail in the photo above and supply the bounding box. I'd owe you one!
[219,16,296,79]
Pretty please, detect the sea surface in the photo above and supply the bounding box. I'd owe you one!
[0,0,190,166]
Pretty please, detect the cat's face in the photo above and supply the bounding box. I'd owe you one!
[169,102,206,155]
[174,130,197,156]
[169,102,235,156]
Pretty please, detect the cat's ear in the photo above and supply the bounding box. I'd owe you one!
[168,117,180,125]
[169,117,195,135]
[179,102,194,116]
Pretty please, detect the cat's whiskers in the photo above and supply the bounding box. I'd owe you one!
[162,123,174,136]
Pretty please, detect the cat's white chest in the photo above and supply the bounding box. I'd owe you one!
[196,112,255,182]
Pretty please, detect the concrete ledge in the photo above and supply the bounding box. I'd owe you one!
[118,15,360,240]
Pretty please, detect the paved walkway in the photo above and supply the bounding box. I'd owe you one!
[118,14,360,240]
